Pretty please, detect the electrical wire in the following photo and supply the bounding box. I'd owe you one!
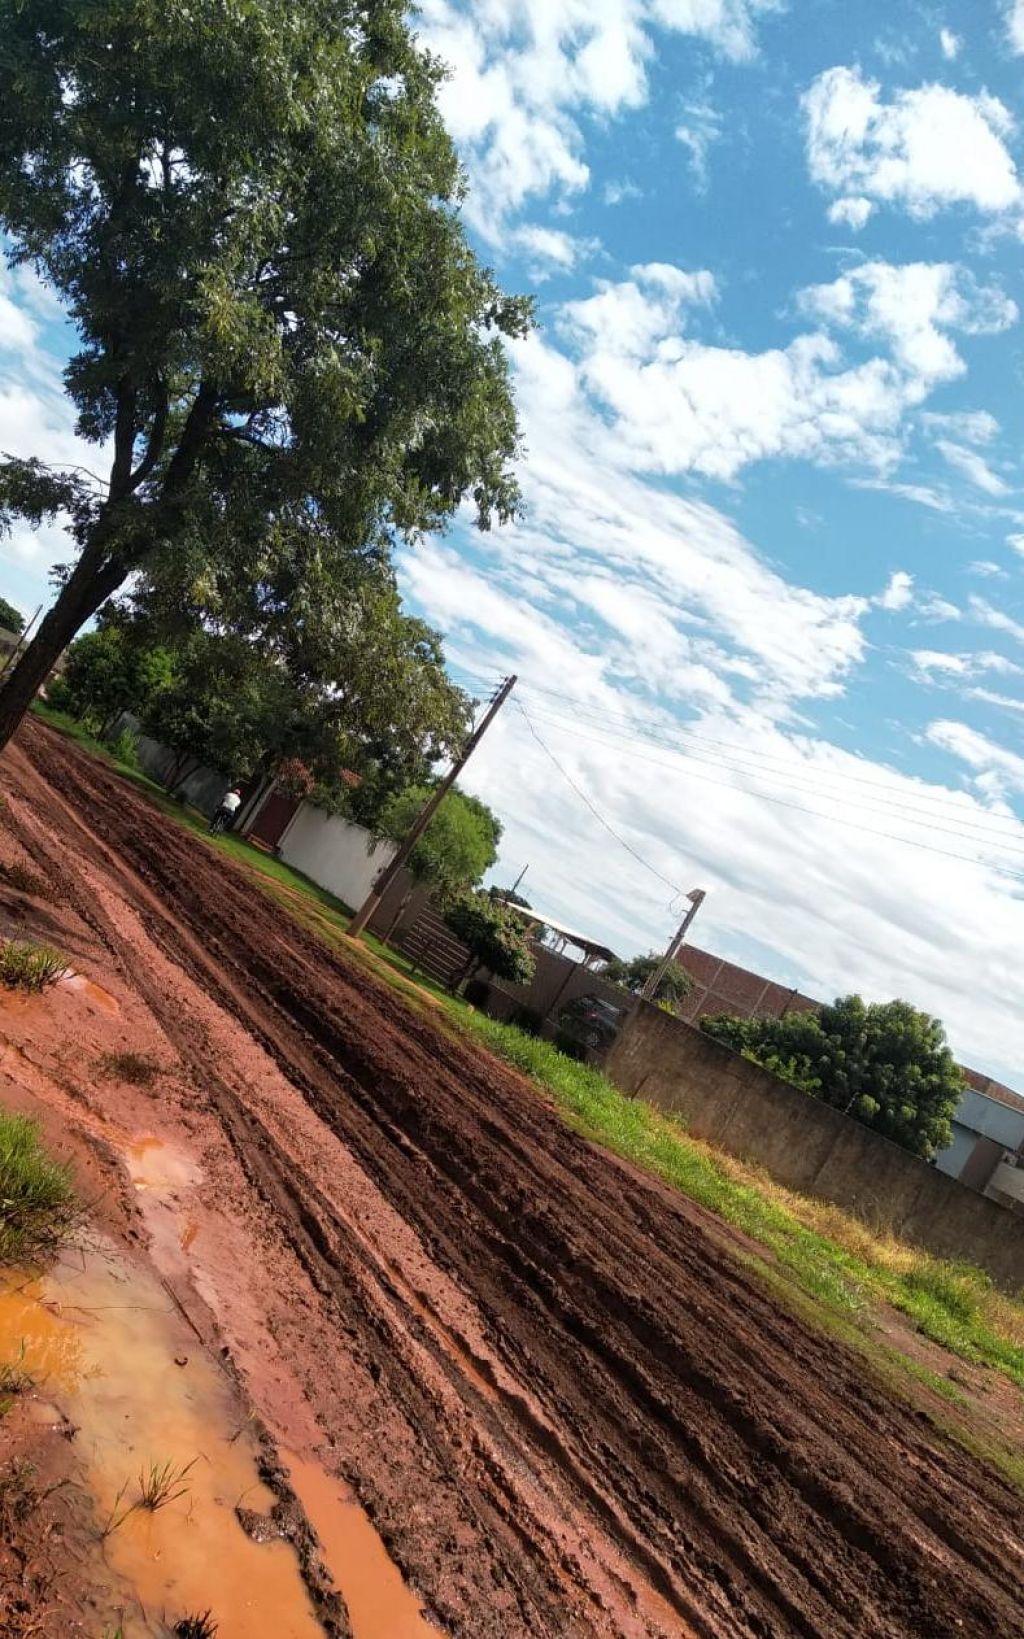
[460,666,1024,847]
[521,701,1024,859]
[516,701,688,899]
[515,679,1024,834]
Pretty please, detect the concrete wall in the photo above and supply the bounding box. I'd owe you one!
[277,803,396,912]
[114,716,230,818]
[605,1004,1024,1294]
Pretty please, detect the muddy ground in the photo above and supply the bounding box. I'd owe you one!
[2,715,1024,1639]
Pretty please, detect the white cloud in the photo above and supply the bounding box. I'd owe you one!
[416,0,778,230]
[877,569,914,610]
[926,719,1024,794]
[908,648,1022,682]
[676,87,723,189]
[803,66,1020,222]
[920,408,999,444]
[1008,532,1024,556]
[799,261,1016,388]
[917,591,962,621]
[827,195,874,230]
[968,687,1024,714]
[603,178,642,205]
[556,259,1016,484]
[969,595,1024,643]
[1007,0,1024,53]
[511,224,598,278]
[936,440,1011,495]
[939,28,960,61]
[968,560,1009,579]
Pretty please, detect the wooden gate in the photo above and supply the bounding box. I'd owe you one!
[248,788,299,851]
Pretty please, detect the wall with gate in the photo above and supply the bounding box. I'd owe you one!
[605,1003,1024,1294]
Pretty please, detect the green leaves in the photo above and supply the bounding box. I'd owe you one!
[379,785,501,895]
[0,0,530,745]
[444,894,536,986]
[703,994,965,1159]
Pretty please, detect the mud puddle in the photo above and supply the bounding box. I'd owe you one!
[0,1239,324,1637]
[283,1449,433,1638]
[117,1134,435,1636]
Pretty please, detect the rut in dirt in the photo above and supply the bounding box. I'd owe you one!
[11,716,1024,1639]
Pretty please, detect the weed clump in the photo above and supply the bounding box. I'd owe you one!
[98,1051,162,1088]
[0,1112,75,1263]
[0,940,69,992]
[175,1616,218,1639]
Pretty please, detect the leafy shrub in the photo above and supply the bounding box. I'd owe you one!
[703,994,964,1159]
[105,726,140,770]
[0,941,69,992]
[444,894,536,985]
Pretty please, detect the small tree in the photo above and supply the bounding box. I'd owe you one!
[56,622,174,730]
[445,895,536,987]
[605,952,693,1006]
[702,994,965,1159]
[0,596,23,635]
[379,787,501,898]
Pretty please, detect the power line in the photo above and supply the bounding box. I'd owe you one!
[516,701,688,900]
[463,665,1024,846]
[522,702,1024,860]
[516,680,1024,835]
[516,703,1024,883]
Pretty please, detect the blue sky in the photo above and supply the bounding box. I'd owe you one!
[5,0,1024,1078]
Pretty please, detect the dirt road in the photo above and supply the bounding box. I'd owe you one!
[6,718,1024,1638]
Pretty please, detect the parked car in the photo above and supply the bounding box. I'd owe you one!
[556,992,625,1056]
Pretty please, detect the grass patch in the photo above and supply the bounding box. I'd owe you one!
[0,861,51,900]
[0,940,69,993]
[97,1050,162,1088]
[446,1012,1024,1392]
[0,1112,75,1263]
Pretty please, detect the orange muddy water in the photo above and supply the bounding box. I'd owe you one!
[0,1242,323,1638]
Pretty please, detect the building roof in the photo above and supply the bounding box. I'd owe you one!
[501,902,619,965]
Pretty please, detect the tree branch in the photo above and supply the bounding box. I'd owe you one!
[108,378,138,499]
[126,384,170,493]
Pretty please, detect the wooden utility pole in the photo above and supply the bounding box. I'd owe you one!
[0,605,42,680]
[639,889,706,1004]
[347,675,517,939]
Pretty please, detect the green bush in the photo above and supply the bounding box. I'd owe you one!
[105,726,141,771]
[444,894,536,985]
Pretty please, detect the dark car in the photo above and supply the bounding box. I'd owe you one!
[556,992,625,1057]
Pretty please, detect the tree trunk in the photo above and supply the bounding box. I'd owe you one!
[0,546,125,754]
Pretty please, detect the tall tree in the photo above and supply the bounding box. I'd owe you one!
[702,995,965,1160]
[378,784,501,896]
[0,0,530,747]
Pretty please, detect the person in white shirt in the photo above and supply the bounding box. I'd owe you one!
[210,786,243,835]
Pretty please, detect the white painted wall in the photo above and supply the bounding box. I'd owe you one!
[277,802,396,911]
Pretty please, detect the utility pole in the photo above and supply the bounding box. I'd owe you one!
[639,888,706,1004]
[347,675,517,939]
[510,863,529,899]
[0,606,42,679]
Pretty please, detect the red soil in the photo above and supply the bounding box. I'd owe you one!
[4,715,1024,1639]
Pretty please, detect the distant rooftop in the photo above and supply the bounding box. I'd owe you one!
[497,899,618,966]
